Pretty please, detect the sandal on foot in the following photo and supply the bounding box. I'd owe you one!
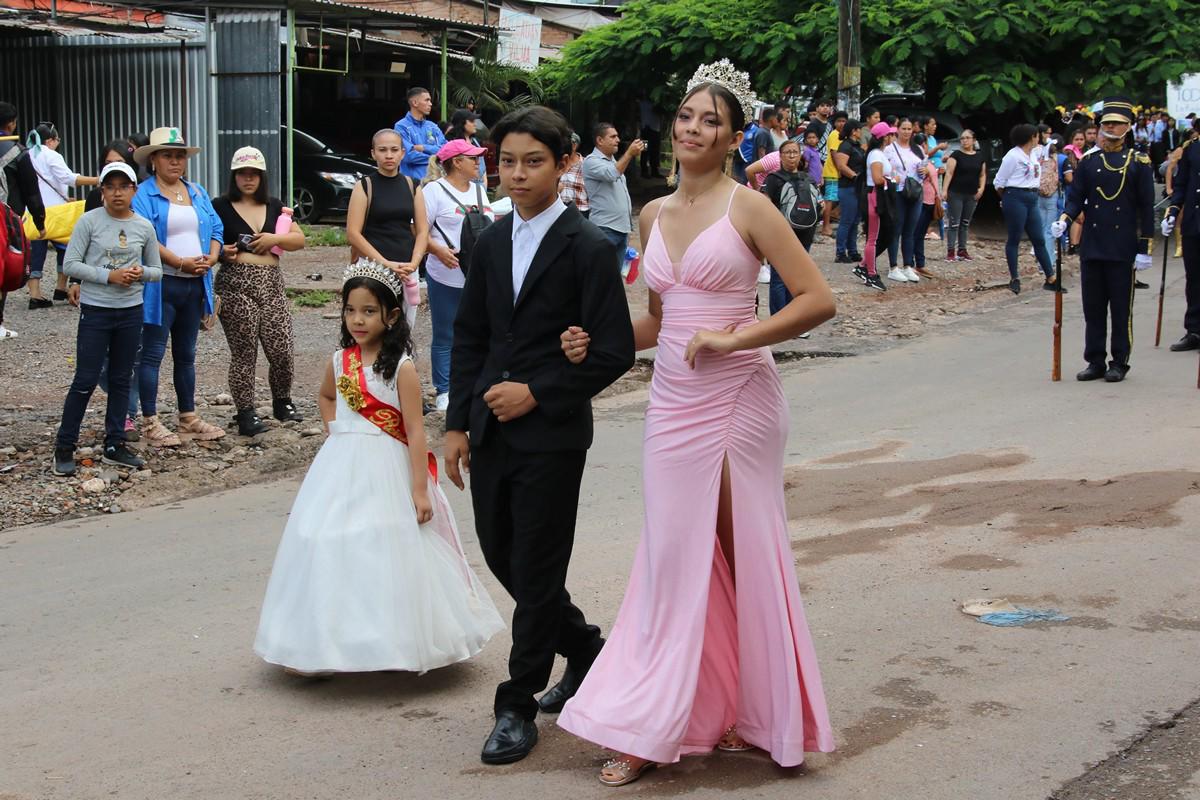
[717,725,754,752]
[141,415,181,447]
[599,756,656,787]
[179,414,226,441]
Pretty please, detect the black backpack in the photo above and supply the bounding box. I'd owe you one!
[778,171,821,231]
[431,181,492,276]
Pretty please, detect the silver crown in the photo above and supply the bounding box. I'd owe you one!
[686,59,758,123]
[343,258,404,300]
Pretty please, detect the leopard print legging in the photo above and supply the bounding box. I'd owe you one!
[214,262,295,411]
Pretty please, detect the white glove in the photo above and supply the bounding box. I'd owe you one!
[1135,254,1153,271]
[1161,215,1176,237]
[1050,219,1068,239]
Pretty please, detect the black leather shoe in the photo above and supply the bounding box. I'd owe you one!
[1009,278,1021,295]
[481,710,538,765]
[1076,363,1106,381]
[272,398,304,422]
[1104,364,1129,382]
[1169,333,1200,352]
[1134,279,1149,289]
[538,664,587,713]
[235,408,269,437]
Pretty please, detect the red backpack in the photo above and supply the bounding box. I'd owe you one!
[1,202,31,292]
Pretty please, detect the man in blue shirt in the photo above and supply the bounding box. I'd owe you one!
[394,86,447,181]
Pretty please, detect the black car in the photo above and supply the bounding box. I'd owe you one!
[282,127,374,224]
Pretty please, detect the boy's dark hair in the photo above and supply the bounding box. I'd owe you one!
[339,276,413,382]
[490,106,572,162]
[407,86,429,102]
[761,108,778,125]
[1010,123,1038,147]
[832,110,849,122]
[860,105,878,120]
[0,101,16,127]
[818,98,835,107]
[127,131,149,150]
[225,166,270,205]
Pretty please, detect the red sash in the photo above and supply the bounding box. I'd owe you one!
[338,346,438,480]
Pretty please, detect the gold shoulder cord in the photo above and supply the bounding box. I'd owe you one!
[1096,150,1133,201]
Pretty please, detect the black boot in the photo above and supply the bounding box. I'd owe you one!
[272,398,303,422]
[236,408,269,436]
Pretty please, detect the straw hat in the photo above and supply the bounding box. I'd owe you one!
[133,126,201,165]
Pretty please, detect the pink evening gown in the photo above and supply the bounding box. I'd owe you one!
[557,186,835,767]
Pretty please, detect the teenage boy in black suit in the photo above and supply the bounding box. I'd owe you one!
[445,106,635,765]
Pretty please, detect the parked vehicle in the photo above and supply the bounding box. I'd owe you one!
[281,127,374,224]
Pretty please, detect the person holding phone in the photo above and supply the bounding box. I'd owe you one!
[583,123,644,268]
[213,146,307,436]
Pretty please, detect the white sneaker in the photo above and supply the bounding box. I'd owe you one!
[0,325,16,339]
[434,392,449,412]
[887,268,909,283]
[757,265,771,284]
[903,267,920,282]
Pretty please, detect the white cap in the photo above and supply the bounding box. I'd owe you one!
[230,146,267,171]
[100,162,138,184]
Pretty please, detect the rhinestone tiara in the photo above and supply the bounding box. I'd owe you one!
[343,258,404,300]
[686,59,758,124]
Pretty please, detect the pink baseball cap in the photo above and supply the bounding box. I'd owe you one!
[436,139,487,162]
[870,121,898,138]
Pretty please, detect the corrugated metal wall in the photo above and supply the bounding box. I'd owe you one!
[214,10,283,199]
[0,35,214,196]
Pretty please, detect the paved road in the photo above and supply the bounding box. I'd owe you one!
[4,260,1200,800]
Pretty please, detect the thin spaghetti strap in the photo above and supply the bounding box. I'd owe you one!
[725,183,739,215]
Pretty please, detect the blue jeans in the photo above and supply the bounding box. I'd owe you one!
[598,227,628,271]
[836,185,860,257]
[1038,193,1060,259]
[98,337,142,420]
[30,240,65,280]
[769,226,814,315]
[427,277,462,395]
[1001,188,1053,280]
[139,275,204,417]
[888,192,922,268]
[56,304,143,449]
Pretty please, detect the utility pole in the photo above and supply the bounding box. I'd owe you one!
[837,0,860,117]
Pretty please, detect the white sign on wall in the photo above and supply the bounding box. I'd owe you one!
[498,7,542,71]
[1167,74,1200,119]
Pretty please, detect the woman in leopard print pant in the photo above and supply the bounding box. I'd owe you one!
[212,147,307,436]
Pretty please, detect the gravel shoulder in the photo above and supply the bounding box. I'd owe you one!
[0,226,1070,531]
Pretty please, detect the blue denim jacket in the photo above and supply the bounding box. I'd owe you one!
[132,178,222,325]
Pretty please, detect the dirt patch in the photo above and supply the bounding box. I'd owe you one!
[1131,614,1200,633]
[786,447,1200,564]
[969,701,1016,718]
[939,554,1021,571]
[1051,696,1200,800]
[813,440,905,465]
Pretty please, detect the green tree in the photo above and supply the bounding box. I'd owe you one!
[539,0,1198,118]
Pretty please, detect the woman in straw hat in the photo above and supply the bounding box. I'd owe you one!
[131,126,225,446]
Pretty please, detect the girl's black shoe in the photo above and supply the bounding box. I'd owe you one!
[272,398,304,422]
[236,408,270,436]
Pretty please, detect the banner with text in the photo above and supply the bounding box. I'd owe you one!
[498,8,541,72]
[1168,74,1200,120]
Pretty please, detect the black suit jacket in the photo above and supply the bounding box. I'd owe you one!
[447,204,635,452]
[1167,139,1200,238]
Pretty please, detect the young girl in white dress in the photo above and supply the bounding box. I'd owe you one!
[254,260,504,675]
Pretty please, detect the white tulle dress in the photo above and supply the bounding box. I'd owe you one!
[254,350,504,673]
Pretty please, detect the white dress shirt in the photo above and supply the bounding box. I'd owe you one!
[511,199,567,302]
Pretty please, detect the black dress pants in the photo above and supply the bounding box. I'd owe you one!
[469,435,603,720]
[1182,234,1200,335]
[1080,258,1135,368]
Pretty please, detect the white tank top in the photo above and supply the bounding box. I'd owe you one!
[163,203,203,278]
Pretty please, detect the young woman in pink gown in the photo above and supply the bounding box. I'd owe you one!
[556,65,838,786]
